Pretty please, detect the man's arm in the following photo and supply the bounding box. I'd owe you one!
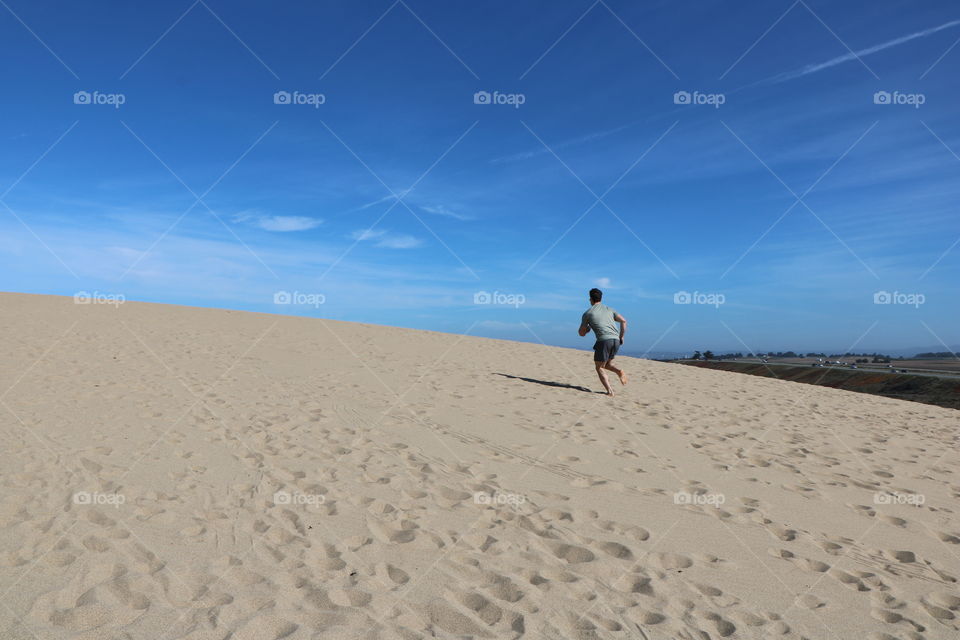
[614,312,627,343]
[578,320,590,337]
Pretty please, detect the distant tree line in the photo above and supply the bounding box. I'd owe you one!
[827,352,894,359]
[686,350,899,362]
[690,351,742,360]
[825,352,894,362]
[761,351,894,361]
[683,350,957,362]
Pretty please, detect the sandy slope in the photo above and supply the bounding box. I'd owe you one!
[1,292,958,640]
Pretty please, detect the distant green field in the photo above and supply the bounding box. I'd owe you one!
[678,361,960,411]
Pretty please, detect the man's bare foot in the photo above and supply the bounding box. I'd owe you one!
[605,389,615,397]
[617,370,628,385]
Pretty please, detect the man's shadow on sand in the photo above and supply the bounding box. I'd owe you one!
[494,373,599,393]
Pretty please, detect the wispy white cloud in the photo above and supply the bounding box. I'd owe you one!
[351,228,385,242]
[234,211,323,232]
[356,188,413,210]
[376,234,423,249]
[769,19,960,84]
[491,121,637,164]
[353,193,472,222]
[256,215,323,232]
[351,228,423,249]
[594,277,611,287]
[420,204,472,221]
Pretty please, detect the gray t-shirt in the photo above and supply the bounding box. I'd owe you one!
[581,303,619,342]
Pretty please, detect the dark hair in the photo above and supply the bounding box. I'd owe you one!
[589,288,602,303]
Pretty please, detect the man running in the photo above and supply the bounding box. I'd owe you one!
[578,288,628,396]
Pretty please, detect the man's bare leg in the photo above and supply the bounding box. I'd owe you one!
[604,361,628,385]
[595,361,614,396]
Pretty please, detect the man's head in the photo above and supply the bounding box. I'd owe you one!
[589,288,602,304]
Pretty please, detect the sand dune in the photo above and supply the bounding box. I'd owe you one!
[1,292,958,640]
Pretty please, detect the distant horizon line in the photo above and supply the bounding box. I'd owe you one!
[2,291,956,359]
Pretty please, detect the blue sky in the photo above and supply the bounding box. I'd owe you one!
[1,0,958,355]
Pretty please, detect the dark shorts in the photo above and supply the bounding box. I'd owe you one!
[594,338,619,362]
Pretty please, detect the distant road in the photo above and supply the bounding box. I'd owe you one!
[717,359,960,381]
